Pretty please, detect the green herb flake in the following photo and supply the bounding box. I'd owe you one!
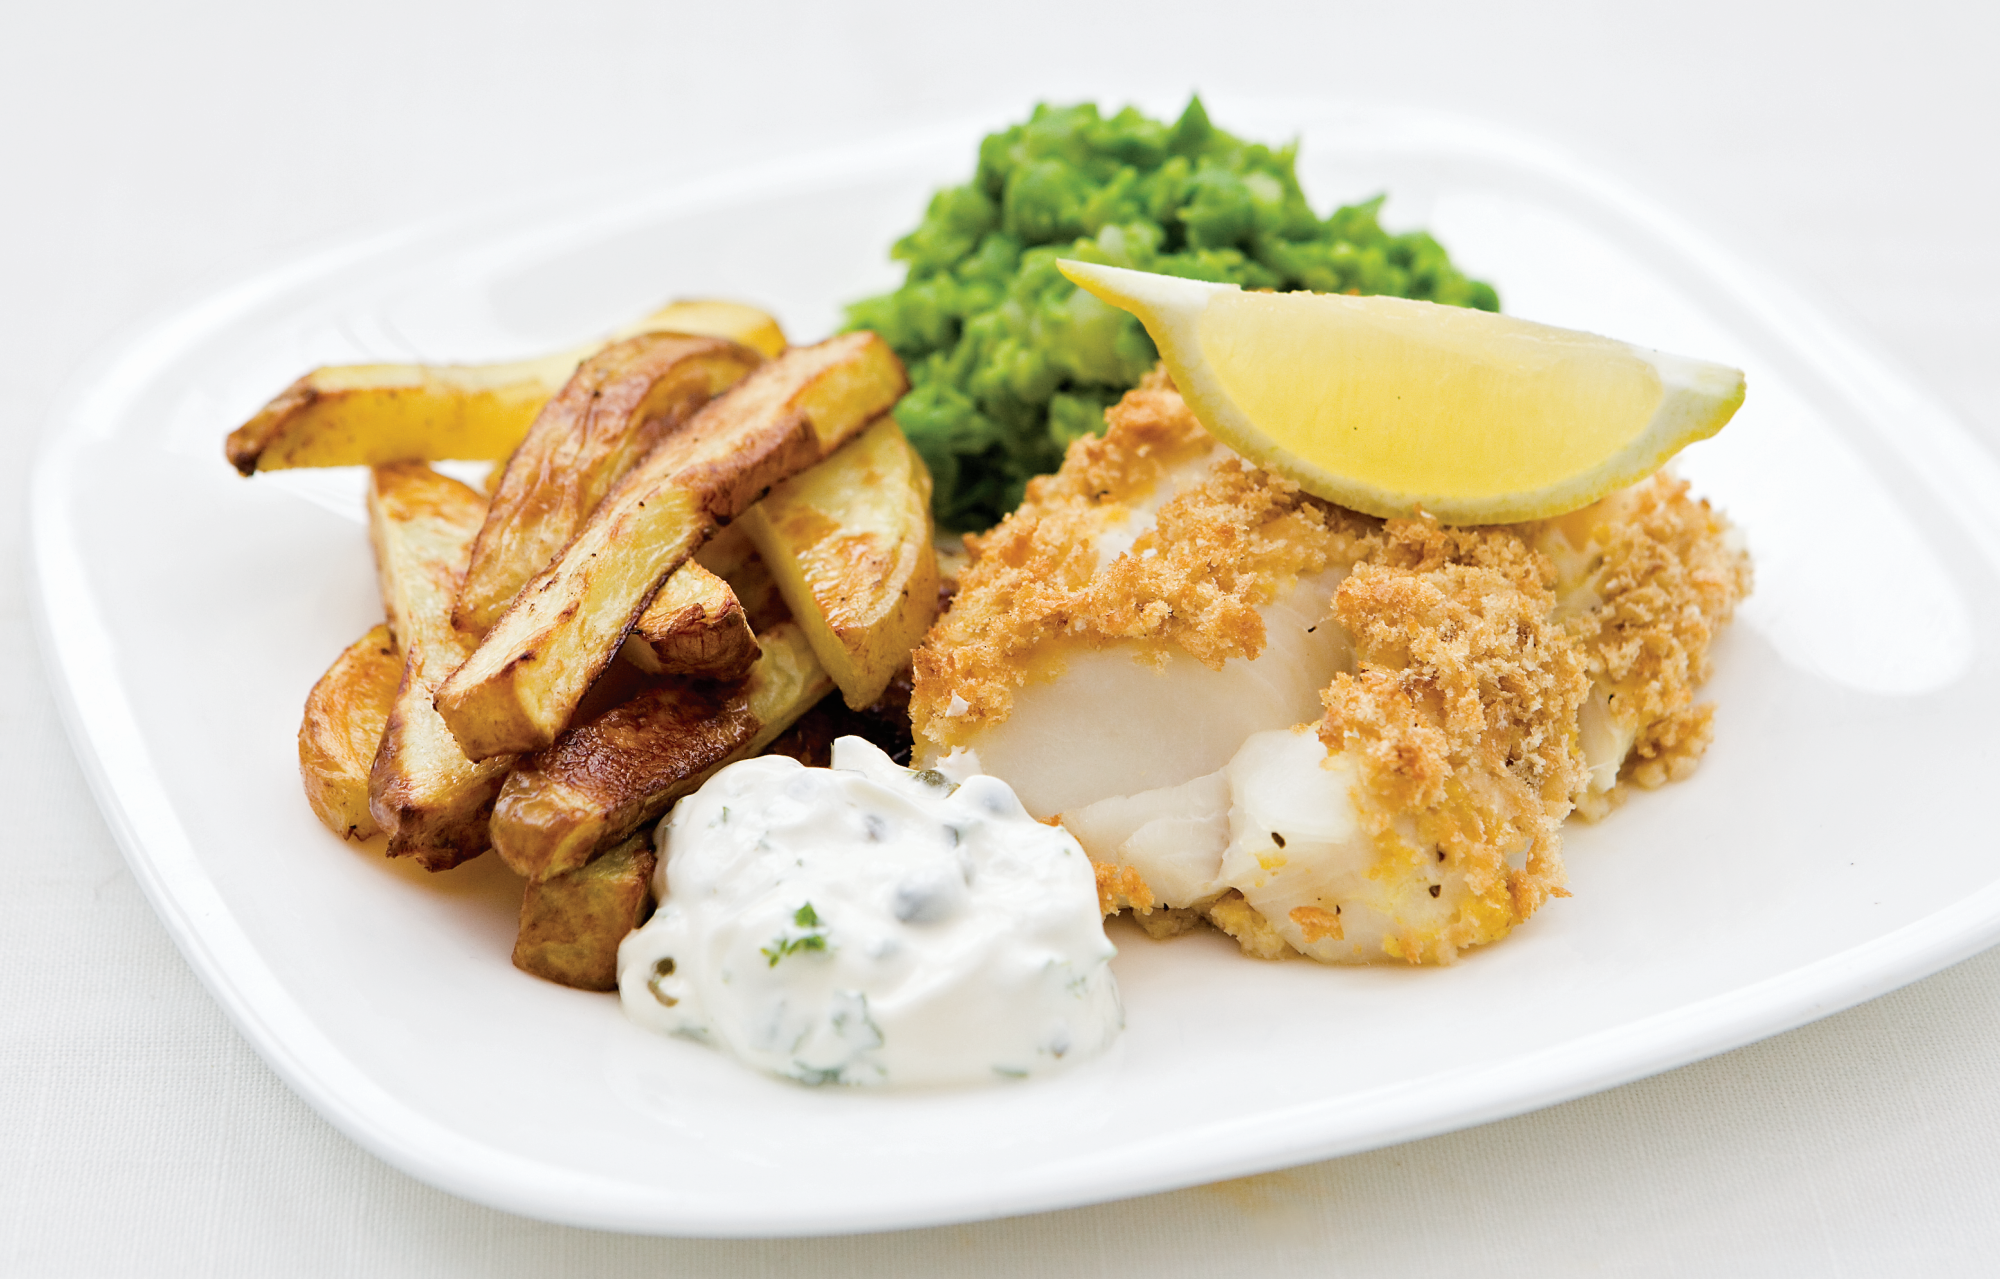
[762,902,829,967]
[847,95,1500,532]
[761,932,828,967]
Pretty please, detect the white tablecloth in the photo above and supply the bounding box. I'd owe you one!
[5,2,1997,1272]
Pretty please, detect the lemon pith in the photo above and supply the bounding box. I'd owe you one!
[1058,260,1745,524]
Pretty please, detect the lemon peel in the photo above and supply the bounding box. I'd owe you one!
[1058,260,1744,523]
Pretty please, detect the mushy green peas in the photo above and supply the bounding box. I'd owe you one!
[847,96,1501,532]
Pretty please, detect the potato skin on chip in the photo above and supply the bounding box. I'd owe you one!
[435,333,907,761]
[224,299,789,476]
[454,332,764,634]
[741,416,939,709]
[491,622,830,882]
[512,833,657,991]
[621,559,760,681]
[298,624,401,841]
[363,463,512,870]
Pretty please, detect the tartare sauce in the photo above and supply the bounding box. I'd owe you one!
[617,737,1122,1086]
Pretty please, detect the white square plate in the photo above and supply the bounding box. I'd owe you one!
[31,100,2000,1236]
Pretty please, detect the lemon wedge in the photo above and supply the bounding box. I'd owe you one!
[1059,260,1745,523]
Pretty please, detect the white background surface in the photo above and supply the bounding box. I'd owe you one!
[3,1,1996,1273]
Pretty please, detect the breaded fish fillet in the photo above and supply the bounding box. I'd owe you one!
[911,369,1750,965]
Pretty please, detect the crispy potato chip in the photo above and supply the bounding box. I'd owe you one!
[490,622,830,882]
[620,559,760,680]
[435,333,906,760]
[363,463,512,869]
[512,831,656,991]
[454,332,764,633]
[741,416,939,708]
[225,299,788,474]
[298,623,401,841]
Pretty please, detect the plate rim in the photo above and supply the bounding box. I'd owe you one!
[29,100,2000,1237]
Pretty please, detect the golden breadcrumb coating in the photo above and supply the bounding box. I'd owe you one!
[1094,862,1155,915]
[1532,475,1752,817]
[1093,862,1210,939]
[912,369,1377,749]
[914,370,1749,965]
[1319,527,1588,962]
[1206,891,1291,960]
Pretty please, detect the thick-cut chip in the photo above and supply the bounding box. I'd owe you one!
[366,463,487,650]
[740,416,939,708]
[512,831,657,991]
[618,522,787,677]
[298,623,402,841]
[695,523,790,632]
[229,351,583,477]
[619,559,759,680]
[453,332,764,633]
[224,299,788,475]
[363,463,513,869]
[490,622,831,882]
[435,333,907,761]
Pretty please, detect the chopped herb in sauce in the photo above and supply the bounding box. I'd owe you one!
[762,902,829,967]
